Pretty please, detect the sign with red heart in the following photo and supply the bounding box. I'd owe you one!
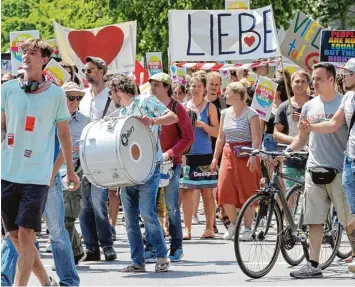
[169,6,280,61]
[53,20,137,74]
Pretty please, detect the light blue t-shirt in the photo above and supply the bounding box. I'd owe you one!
[1,79,70,185]
[118,94,169,163]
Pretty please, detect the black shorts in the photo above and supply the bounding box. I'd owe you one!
[1,180,49,233]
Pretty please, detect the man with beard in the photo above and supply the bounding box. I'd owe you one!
[78,57,117,261]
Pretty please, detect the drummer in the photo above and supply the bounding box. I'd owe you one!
[107,74,178,273]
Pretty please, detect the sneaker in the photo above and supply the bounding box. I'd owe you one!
[290,262,323,278]
[45,240,52,253]
[155,258,170,272]
[348,261,355,273]
[168,248,184,262]
[240,228,253,241]
[74,252,87,265]
[103,246,117,261]
[223,224,236,240]
[111,226,117,241]
[83,250,101,261]
[192,215,200,225]
[144,249,157,263]
[44,276,59,286]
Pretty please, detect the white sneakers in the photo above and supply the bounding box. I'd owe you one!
[223,224,236,240]
[45,240,52,253]
[240,228,253,241]
[192,215,200,225]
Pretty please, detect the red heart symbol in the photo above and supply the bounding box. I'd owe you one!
[68,26,124,66]
[244,36,255,47]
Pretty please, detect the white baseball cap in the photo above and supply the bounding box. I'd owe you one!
[343,58,355,73]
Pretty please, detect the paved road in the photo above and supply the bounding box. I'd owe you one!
[28,216,354,286]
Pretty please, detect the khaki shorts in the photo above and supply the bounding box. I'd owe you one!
[304,172,355,227]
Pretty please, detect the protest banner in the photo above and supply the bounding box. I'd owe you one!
[45,39,61,58]
[168,6,280,61]
[251,76,278,121]
[320,30,355,63]
[42,58,71,86]
[280,11,324,73]
[146,52,163,76]
[53,20,137,74]
[10,30,40,75]
[170,64,187,85]
[225,0,249,10]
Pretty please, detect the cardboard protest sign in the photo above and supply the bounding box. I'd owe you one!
[53,20,137,74]
[170,64,187,85]
[320,30,355,63]
[45,39,61,58]
[146,52,163,76]
[251,76,278,121]
[169,6,280,61]
[43,58,71,86]
[10,30,40,75]
[225,0,249,10]
[280,11,324,73]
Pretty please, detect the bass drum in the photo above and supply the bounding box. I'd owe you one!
[79,116,157,188]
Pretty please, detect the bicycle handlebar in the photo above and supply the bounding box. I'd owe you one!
[240,147,309,160]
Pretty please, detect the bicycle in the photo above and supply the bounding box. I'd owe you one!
[234,148,343,278]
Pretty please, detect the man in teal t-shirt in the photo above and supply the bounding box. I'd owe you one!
[1,38,80,286]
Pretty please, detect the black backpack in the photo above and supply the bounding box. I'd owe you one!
[171,99,197,155]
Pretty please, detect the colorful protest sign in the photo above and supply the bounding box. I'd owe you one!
[10,30,40,75]
[225,0,249,10]
[320,30,355,63]
[170,64,187,85]
[251,76,278,121]
[42,58,71,86]
[168,6,280,61]
[53,20,137,74]
[220,70,231,93]
[247,72,258,86]
[280,11,324,73]
[146,52,163,76]
[45,39,61,58]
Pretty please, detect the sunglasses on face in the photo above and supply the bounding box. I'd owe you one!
[81,68,98,74]
[67,96,83,102]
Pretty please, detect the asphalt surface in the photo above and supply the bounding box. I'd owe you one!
[27,214,355,286]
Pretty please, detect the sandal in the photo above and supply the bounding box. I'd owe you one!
[121,264,146,273]
[200,230,215,239]
[155,258,170,272]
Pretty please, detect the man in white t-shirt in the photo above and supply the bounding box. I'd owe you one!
[78,57,117,261]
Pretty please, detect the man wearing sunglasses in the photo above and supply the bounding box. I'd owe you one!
[78,56,118,262]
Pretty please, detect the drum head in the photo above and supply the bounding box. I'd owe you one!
[118,117,156,183]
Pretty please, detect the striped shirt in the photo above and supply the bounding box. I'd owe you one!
[222,107,257,143]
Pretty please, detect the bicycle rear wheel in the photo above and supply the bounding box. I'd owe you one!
[234,193,282,279]
[335,221,352,259]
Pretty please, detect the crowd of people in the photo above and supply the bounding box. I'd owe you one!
[1,37,355,286]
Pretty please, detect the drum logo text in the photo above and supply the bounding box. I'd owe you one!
[121,126,134,146]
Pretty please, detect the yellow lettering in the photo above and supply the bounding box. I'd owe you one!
[296,44,306,60]
[304,22,318,42]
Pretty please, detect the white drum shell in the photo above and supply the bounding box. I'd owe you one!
[79,116,157,188]
[159,161,173,187]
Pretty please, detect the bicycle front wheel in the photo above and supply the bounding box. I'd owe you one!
[234,193,282,279]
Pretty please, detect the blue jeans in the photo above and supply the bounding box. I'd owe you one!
[262,133,278,152]
[120,164,168,265]
[343,153,355,214]
[1,236,17,286]
[146,165,183,251]
[79,177,112,252]
[1,174,80,286]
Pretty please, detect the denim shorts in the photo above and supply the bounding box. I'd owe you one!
[343,153,355,214]
[262,133,278,152]
[1,180,49,232]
